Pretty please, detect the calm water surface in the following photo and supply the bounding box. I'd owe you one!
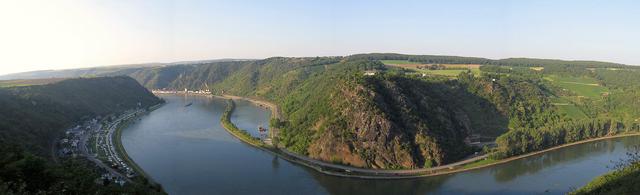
[122,95,640,195]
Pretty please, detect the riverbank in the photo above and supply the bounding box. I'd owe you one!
[220,99,265,147]
[463,132,640,171]
[215,95,282,120]
[216,95,282,144]
[218,95,640,179]
[112,103,165,189]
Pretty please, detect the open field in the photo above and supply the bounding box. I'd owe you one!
[380,60,481,77]
[550,97,588,119]
[0,78,66,88]
[381,60,482,69]
[544,75,608,98]
[545,75,601,118]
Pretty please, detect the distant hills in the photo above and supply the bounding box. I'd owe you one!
[348,53,630,67]
[0,58,254,80]
[1,54,634,81]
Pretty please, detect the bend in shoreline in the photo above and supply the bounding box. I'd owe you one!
[217,95,640,179]
[112,102,165,186]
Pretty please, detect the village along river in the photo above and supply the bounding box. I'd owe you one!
[121,95,640,195]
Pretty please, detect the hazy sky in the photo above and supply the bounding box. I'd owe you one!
[1,0,639,75]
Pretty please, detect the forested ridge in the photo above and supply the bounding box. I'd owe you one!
[0,76,164,194]
[348,53,629,68]
[110,55,639,170]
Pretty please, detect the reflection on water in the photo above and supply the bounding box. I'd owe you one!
[122,95,640,195]
[492,140,614,182]
[231,100,271,138]
[427,136,640,194]
[272,156,280,171]
[309,171,448,195]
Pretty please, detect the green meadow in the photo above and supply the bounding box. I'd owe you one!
[380,60,481,77]
[550,97,588,119]
[544,75,608,98]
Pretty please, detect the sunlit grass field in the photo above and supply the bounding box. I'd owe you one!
[544,75,608,98]
[550,97,588,119]
[381,60,481,77]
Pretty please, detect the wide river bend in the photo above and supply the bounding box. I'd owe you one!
[122,95,640,195]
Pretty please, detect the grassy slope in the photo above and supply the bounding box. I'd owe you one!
[381,60,481,77]
[544,75,608,98]
[550,97,588,119]
[543,74,607,120]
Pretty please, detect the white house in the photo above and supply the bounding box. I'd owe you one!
[364,70,378,76]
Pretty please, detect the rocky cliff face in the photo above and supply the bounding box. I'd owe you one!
[306,76,472,169]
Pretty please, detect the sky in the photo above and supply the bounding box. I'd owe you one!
[0,0,639,75]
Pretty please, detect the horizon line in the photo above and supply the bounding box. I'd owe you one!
[1,53,636,77]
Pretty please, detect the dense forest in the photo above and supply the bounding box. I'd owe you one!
[0,76,164,194]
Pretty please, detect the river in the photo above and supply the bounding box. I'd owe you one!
[121,95,639,195]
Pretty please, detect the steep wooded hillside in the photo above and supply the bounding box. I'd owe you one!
[0,76,162,154]
[0,76,164,194]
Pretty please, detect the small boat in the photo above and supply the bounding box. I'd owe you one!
[184,102,193,107]
[258,126,267,132]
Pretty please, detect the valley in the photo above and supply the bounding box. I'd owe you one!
[2,53,640,194]
[2,1,637,194]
